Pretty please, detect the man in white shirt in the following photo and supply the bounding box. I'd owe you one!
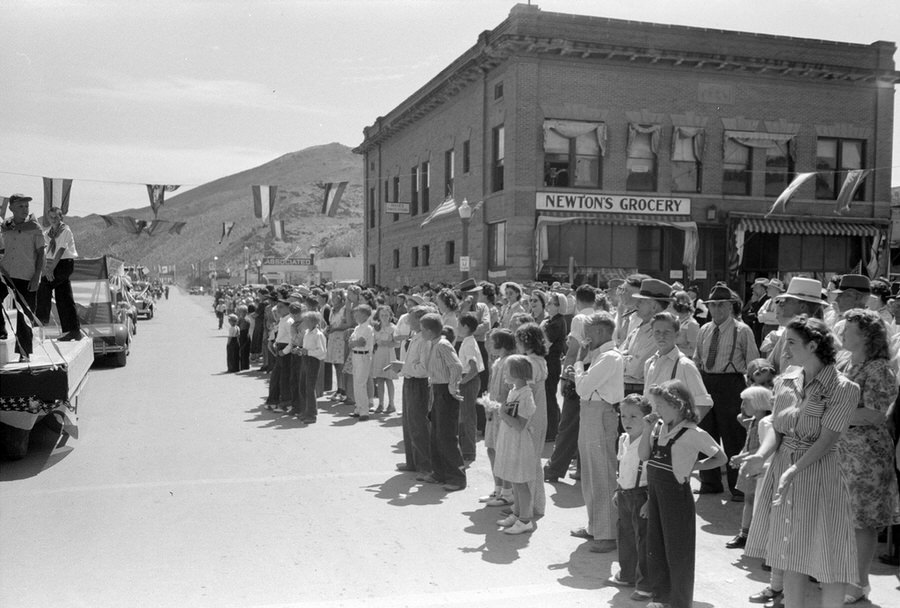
[393,306,433,473]
[567,311,624,553]
[544,284,596,483]
[622,278,672,394]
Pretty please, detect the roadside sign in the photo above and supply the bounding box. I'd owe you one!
[459,256,470,272]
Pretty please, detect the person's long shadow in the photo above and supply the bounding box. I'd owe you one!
[389,440,404,455]
[458,507,531,564]
[695,494,740,536]
[732,554,771,584]
[547,542,610,590]
[547,480,585,510]
[361,473,444,506]
[376,416,403,428]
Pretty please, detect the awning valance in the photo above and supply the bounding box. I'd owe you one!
[734,216,882,237]
[725,130,795,148]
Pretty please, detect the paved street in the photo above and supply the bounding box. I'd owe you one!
[2,290,897,607]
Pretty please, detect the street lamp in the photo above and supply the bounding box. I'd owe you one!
[457,198,472,280]
[255,258,263,283]
[308,245,319,285]
[243,246,250,285]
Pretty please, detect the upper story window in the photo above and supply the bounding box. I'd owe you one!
[765,143,793,198]
[462,140,470,174]
[626,124,660,192]
[392,176,400,222]
[410,165,419,216]
[368,187,375,228]
[491,125,505,193]
[723,139,752,196]
[671,127,704,193]
[444,149,455,198]
[494,82,504,100]
[421,161,430,212]
[816,138,865,200]
[543,120,606,188]
[488,221,506,269]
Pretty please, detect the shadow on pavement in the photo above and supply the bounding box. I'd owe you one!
[460,508,531,564]
[731,554,771,584]
[547,542,609,590]
[695,495,739,536]
[0,420,73,481]
[362,473,444,507]
[548,481,586,510]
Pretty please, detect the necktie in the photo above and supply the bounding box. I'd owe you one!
[705,325,720,371]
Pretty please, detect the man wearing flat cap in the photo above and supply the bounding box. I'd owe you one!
[693,282,759,498]
[0,194,45,361]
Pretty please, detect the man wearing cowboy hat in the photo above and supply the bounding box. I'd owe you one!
[0,194,45,361]
[621,278,673,394]
[765,277,829,373]
[693,282,759,498]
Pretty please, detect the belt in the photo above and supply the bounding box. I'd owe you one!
[352,350,369,355]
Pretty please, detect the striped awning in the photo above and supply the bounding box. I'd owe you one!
[537,211,690,225]
[735,216,882,237]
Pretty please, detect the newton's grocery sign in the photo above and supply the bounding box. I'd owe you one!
[536,192,691,215]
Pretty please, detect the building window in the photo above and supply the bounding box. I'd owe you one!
[445,240,455,265]
[494,82,503,100]
[421,161,430,213]
[369,264,376,286]
[444,149,455,198]
[764,143,793,198]
[671,127,704,193]
[422,244,430,267]
[462,140,470,174]
[392,175,400,222]
[488,221,506,269]
[368,187,375,228]
[816,138,865,200]
[410,165,419,216]
[392,248,400,269]
[626,124,659,192]
[723,139,752,195]
[492,125,505,193]
[411,246,419,268]
[543,121,604,188]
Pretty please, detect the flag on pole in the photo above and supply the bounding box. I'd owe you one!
[252,185,278,223]
[146,184,180,217]
[835,169,871,215]
[420,196,458,227]
[271,219,285,240]
[866,233,882,278]
[321,181,348,217]
[127,218,149,235]
[220,221,236,244]
[0,196,9,219]
[146,220,167,236]
[765,172,816,217]
[42,177,73,226]
[168,221,187,235]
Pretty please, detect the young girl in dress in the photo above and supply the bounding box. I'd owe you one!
[494,355,538,535]
[370,304,398,414]
[478,329,516,507]
[639,379,727,608]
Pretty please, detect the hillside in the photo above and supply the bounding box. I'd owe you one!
[68,142,363,280]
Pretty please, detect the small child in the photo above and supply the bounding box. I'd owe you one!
[347,304,374,420]
[746,358,776,390]
[457,313,485,462]
[370,305,398,414]
[494,354,538,535]
[608,394,653,601]
[478,329,516,507]
[639,379,727,608]
[225,313,239,372]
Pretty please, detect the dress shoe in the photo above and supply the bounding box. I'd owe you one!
[416,473,440,484]
[569,471,581,480]
[693,485,724,495]
[503,519,534,535]
[731,490,745,502]
[485,495,514,507]
[749,586,783,604]
[606,573,634,587]
[570,527,594,540]
[442,484,465,492]
[396,464,416,472]
[726,534,747,549]
[630,589,653,601]
[589,539,617,553]
[497,514,518,527]
[384,404,396,414]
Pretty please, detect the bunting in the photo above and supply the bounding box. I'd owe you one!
[99,215,187,236]
[252,185,277,223]
[42,177,73,226]
[168,221,187,235]
[866,233,882,278]
[321,181,348,217]
[765,172,816,217]
[835,169,871,215]
[0,196,8,219]
[146,184,180,217]
[220,221,236,244]
[271,219,285,240]
[420,196,458,227]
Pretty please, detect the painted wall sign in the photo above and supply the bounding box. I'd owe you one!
[536,192,692,215]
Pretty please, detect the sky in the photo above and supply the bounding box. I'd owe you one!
[2,0,899,216]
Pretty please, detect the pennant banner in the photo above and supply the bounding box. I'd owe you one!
[271,219,285,240]
[146,184,180,217]
[420,196,458,227]
[42,177,73,226]
[252,185,277,223]
[766,172,816,217]
[2,196,11,219]
[835,169,871,215]
[321,181,348,217]
[168,221,187,235]
[100,215,186,237]
[219,221,236,244]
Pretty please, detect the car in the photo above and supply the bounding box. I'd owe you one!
[44,256,132,367]
[189,286,205,295]
[131,286,155,320]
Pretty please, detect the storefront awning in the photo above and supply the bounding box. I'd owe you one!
[537,211,691,225]
[734,215,882,237]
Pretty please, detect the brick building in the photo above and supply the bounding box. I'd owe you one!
[355,3,898,293]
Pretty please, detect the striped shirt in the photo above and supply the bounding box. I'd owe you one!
[401,332,432,379]
[426,336,462,391]
[693,316,759,374]
[622,319,656,383]
[643,347,713,407]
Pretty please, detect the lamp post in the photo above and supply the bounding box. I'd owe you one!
[308,245,318,285]
[243,246,250,285]
[457,198,472,280]
[255,258,263,283]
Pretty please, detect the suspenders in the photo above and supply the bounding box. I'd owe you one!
[702,324,739,373]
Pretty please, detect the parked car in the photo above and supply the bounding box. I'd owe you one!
[131,283,155,320]
[44,256,132,367]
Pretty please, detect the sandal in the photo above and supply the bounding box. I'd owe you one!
[485,496,514,507]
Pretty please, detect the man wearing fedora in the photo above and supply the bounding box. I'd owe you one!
[766,277,827,373]
[621,278,673,395]
[0,194,46,361]
[831,273,872,341]
[694,282,759,498]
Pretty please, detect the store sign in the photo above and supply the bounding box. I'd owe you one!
[385,202,410,214]
[262,257,311,266]
[536,192,691,215]
[459,256,470,272]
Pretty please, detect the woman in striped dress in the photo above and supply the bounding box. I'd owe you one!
[515,322,548,517]
[743,315,860,608]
